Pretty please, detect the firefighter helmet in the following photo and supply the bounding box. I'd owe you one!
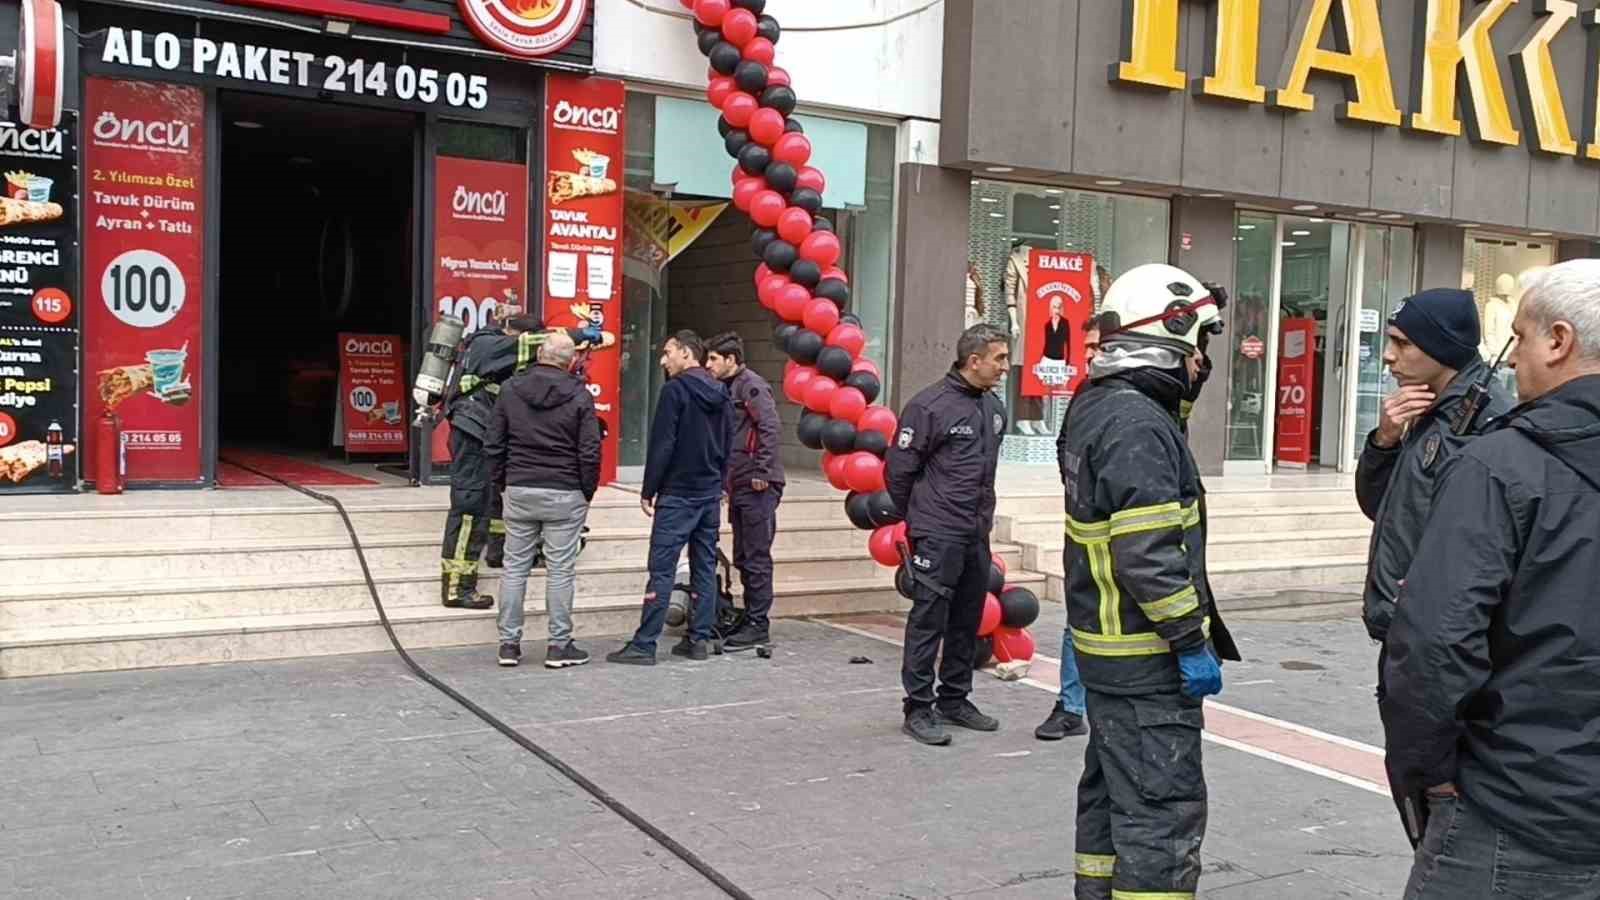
[1098,264,1224,352]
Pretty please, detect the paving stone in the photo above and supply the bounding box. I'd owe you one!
[138,850,339,899]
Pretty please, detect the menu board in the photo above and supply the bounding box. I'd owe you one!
[0,112,79,494]
[337,333,408,454]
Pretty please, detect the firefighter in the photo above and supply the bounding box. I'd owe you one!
[1060,264,1240,900]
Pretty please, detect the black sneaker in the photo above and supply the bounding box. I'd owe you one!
[722,627,770,653]
[902,706,952,746]
[545,642,591,669]
[444,593,494,611]
[605,644,657,666]
[671,637,710,661]
[497,643,521,667]
[1034,701,1088,740]
[937,699,1000,732]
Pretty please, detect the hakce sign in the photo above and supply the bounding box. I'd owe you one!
[1112,0,1600,160]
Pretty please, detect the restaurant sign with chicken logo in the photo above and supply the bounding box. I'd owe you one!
[459,0,588,59]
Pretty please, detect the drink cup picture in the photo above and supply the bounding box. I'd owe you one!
[587,153,610,180]
[146,348,188,396]
[26,177,51,203]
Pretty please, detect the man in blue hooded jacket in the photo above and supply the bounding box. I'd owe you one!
[609,330,735,665]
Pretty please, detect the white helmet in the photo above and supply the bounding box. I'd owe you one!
[1099,264,1224,352]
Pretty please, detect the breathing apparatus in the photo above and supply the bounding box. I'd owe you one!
[412,314,466,426]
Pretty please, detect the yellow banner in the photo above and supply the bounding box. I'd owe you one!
[624,192,727,270]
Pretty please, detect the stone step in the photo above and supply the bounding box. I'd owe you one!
[0,570,1050,678]
[997,505,1369,545]
[997,487,1354,516]
[0,545,1027,631]
[1040,555,1370,603]
[1021,529,1372,570]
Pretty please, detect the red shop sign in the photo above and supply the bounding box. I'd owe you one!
[337,333,408,455]
[1274,318,1317,467]
[542,73,624,485]
[82,78,206,484]
[1022,249,1095,398]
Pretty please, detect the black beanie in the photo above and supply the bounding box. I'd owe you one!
[1390,288,1481,370]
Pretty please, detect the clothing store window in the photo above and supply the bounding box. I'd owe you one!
[1226,212,1275,461]
[967,180,1169,462]
[1462,233,1552,378]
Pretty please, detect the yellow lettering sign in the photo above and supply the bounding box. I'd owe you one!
[1111,0,1266,101]
[1110,0,1185,90]
[1511,0,1579,156]
[1408,0,1521,145]
[1583,9,1600,161]
[1199,0,1267,103]
[1271,0,1402,126]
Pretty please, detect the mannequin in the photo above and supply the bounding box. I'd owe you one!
[1479,272,1516,361]
[965,262,984,329]
[1002,241,1043,431]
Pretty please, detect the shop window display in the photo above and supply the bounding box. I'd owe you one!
[968,181,1169,461]
[1463,234,1551,397]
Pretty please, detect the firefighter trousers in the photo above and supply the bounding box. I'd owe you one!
[1074,689,1207,900]
[440,429,495,604]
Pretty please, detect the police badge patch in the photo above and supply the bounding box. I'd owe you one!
[993,414,1005,435]
[897,427,915,450]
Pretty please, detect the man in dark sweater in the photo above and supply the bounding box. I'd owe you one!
[485,330,601,670]
[608,331,734,665]
[705,332,785,650]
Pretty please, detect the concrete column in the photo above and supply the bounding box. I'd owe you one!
[1169,196,1237,476]
[891,163,971,410]
[1416,224,1466,291]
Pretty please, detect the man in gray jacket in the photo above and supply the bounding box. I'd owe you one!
[1355,288,1512,690]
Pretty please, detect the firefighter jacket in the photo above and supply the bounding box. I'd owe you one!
[884,371,1007,541]
[445,329,577,443]
[1057,367,1237,695]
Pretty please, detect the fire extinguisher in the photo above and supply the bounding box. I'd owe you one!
[94,410,125,495]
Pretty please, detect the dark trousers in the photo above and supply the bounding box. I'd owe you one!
[730,484,782,632]
[1404,793,1600,899]
[629,494,721,651]
[440,429,492,603]
[900,535,989,710]
[1074,689,1207,899]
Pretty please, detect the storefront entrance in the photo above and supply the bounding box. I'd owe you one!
[1227,214,1414,475]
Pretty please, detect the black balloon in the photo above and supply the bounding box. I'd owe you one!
[811,216,834,234]
[894,564,915,599]
[987,564,1005,598]
[999,587,1042,629]
[763,239,797,271]
[797,411,827,450]
[733,0,765,12]
[710,42,743,75]
[734,60,768,94]
[816,346,853,382]
[756,14,781,43]
[760,85,797,116]
[791,187,823,213]
[773,322,798,350]
[845,492,875,531]
[763,161,798,194]
[724,129,750,159]
[784,118,805,134]
[697,28,722,56]
[789,260,822,288]
[739,143,772,176]
[844,371,881,405]
[823,419,858,455]
[787,329,823,365]
[839,312,862,327]
[751,227,778,257]
[866,491,902,527]
[717,115,733,138]
[855,429,888,458]
[974,636,994,669]
[815,278,850,307]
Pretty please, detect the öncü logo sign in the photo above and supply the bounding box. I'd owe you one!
[344,337,394,356]
[552,99,619,134]
[92,110,191,152]
[457,0,587,59]
[452,185,509,222]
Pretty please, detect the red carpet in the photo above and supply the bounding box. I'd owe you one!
[218,452,380,488]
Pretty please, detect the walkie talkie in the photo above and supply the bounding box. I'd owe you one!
[1451,337,1514,436]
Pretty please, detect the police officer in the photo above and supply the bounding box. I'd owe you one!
[1060,264,1240,900]
[884,323,1009,746]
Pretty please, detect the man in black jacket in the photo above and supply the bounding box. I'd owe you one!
[485,331,601,670]
[705,332,784,650]
[1383,260,1600,897]
[1355,289,1511,683]
[885,323,1009,746]
[608,331,734,665]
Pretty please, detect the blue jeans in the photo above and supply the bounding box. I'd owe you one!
[628,494,721,652]
[1059,628,1086,715]
[1405,792,1600,898]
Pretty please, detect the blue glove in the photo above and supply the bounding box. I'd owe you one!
[1177,648,1222,699]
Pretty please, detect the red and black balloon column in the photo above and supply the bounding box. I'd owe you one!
[680,0,1037,662]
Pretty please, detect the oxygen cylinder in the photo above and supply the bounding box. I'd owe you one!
[413,314,467,423]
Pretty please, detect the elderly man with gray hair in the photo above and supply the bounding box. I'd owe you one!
[485,330,602,669]
[1381,259,1600,898]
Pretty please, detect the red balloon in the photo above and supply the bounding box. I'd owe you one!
[742,37,776,65]
[868,525,902,567]
[749,108,785,146]
[829,386,867,424]
[767,66,791,87]
[857,405,898,441]
[776,284,811,323]
[991,552,1008,577]
[845,451,886,493]
[893,521,909,546]
[707,76,737,109]
[796,166,826,193]
[773,132,813,167]
[992,627,1037,663]
[979,594,1002,638]
[824,452,851,491]
[694,0,730,27]
[826,324,866,359]
[782,366,816,404]
[823,267,849,285]
[802,298,840,335]
[850,357,880,378]
[777,206,814,245]
[803,375,838,414]
[679,0,694,9]
[722,91,758,128]
[754,262,773,284]
[720,7,758,45]
[749,190,786,228]
[732,176,764,212]
[758,273,790,308]
[800,230,842,268]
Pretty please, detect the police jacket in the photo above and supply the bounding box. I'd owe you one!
[724,366,784,491]
[1381,375,1600,861]
[485,364,602,501]
[884,370,1006,541]
[1058,367,1238,695]
[1354,358,1512,642]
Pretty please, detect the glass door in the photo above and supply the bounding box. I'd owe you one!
[1225,213,1277,472]
[1349,226,1414,457]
